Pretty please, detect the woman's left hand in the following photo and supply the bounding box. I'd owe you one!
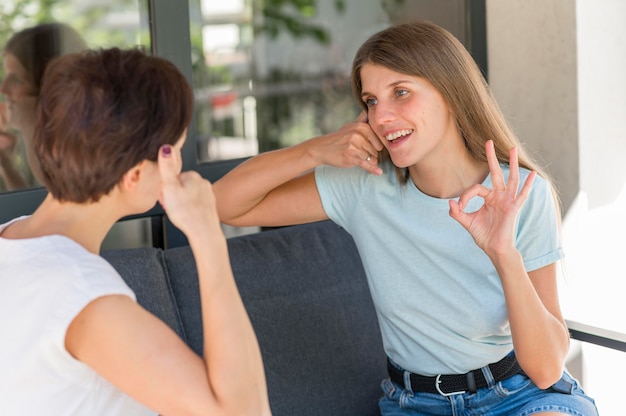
[449,140,536,258]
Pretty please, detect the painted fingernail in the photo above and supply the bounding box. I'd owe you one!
[162,145,172,157]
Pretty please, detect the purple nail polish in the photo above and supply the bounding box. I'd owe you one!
[162,145,172,156]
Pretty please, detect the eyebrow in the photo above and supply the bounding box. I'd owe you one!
[361,80,413,99]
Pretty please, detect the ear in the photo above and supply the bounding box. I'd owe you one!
[119,160,148,192]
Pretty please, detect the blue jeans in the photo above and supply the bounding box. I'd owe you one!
[379,363,598,415]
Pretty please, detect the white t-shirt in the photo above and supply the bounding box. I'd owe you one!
[316,163,563,375]
[0,217,156,415]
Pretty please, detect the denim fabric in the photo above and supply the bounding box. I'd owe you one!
[379,365,598,416]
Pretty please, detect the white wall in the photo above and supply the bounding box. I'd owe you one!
[487,1,626,414]
[487,0,579,212]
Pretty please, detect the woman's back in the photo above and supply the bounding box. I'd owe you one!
[0,219,153,415]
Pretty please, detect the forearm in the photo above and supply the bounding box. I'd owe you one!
[188,228,270,415]
[492,252,569,388]
[214,138,320,224]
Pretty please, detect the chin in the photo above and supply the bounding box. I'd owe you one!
[389,156,412,169]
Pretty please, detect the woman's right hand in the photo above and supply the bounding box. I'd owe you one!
[0,102,17,155]
[214,110,383,228]
[0,102,29,190]
[0,131,18,157]
[310,110,384,176]
[157,144,221,240]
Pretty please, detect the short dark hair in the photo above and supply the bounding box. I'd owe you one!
[34,47,194,203]
[4,22,87,95]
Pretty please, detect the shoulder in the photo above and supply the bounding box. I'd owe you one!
[315,163,397,187]
[525,169,556,206]
[66,245,136,300]
[0,215,29,235]
[42,241,136,326]
[498,164,554,198]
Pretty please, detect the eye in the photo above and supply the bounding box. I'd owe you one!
[395,88,409,97]
[364,97,377,107]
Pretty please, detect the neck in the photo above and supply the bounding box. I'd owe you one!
[409,140,488,199]
[8,193,121,254]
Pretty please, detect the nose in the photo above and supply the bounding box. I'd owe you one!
[369,100,397,127]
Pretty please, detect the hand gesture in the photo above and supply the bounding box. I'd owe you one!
[449,140,536,258]
[0,131,18,155]
[158,144,221,238]
[313,110,384,175]
[0,102,18,155]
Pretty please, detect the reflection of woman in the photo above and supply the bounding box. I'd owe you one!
[0,22,87,190]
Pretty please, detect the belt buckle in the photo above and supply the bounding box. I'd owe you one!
[435,374,467,396]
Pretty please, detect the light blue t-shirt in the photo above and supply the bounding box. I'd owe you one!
[315,163,563,376]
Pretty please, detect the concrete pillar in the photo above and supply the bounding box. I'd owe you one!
[486,0,578,213]
[486,1,626,413]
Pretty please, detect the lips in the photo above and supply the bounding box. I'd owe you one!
[384,129,413,143]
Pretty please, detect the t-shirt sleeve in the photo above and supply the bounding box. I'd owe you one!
[48,256,136,362]
[315,165,370,231]
[516,174,564,272]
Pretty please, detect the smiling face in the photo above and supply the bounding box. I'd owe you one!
[0,52,37,131]
[360,63,460,170]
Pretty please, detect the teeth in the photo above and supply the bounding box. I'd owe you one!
[385,129,413,141]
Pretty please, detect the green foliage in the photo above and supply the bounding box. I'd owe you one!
[253,0,346,45]
[0,0,148,53]
[380,0,406,18]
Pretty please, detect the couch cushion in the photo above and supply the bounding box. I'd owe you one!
[101,247,186,342]
[160,246,204,357]
[165,220,386,416]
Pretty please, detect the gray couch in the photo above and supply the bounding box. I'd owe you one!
[101,220,386,416]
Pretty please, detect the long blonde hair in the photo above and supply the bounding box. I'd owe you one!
[351,21,561,215]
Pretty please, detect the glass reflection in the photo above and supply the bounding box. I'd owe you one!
[1,23,87,190]
[0,0,149,192]
[191,0,394,164]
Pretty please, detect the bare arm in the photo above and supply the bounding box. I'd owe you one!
[65,145,271,416]
[449,141,569,388]
[0,103,27,190]
[214,111,383,228]
[495,257,568,389]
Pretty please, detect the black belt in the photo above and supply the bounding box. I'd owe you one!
[387,354,524,396]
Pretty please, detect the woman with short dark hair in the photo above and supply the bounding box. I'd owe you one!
[0,47,271,416]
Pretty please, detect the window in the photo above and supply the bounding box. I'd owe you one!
[189,0,486,168]
[0,0,150,193]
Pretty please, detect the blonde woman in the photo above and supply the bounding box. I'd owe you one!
[214,21,597,415]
